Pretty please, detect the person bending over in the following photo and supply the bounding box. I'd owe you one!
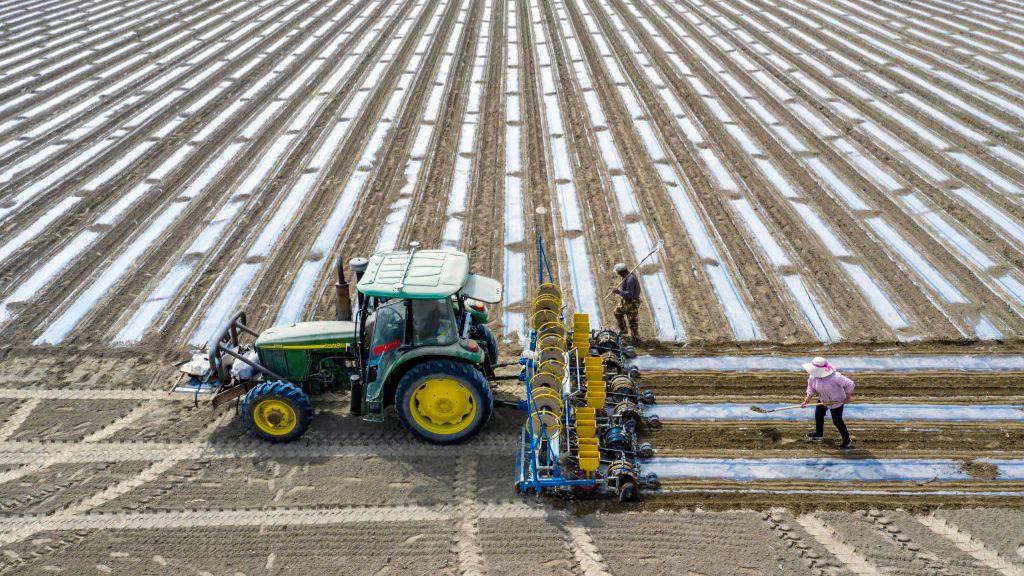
[800,356,854,450]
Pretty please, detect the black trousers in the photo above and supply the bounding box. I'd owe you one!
[815,404,850,444]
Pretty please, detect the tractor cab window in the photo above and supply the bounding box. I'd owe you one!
[369,300,406,359]
[411,299,456,346]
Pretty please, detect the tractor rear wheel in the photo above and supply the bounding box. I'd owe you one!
[396,359,493,444]
[241,381,313,442]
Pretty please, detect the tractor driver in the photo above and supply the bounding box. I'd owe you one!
[412,299,453,345]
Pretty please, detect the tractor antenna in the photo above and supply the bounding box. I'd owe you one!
[394,241,421,291]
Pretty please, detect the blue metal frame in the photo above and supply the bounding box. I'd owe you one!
[516,236,599,494]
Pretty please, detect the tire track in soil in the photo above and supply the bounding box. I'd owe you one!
[0,398,38,441]
[252,0,469,328]
[182,0,451,336]
[590,0,862,344]
[0,0,290,256]
[646,0,975,342]
[1,0,375,345]
[607,0,812,344]
[732,0,1024,233]
[0,410,235,548]
[762,508,845,576]
[859,510,973,576]
[452,454,485,576]
[564,521,612,576]
[84,0,394,345]
[796,513,881,576]
[821,510,957,575]
[917,513,1024,576]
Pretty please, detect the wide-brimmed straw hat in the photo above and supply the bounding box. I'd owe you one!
[802,356,835,378]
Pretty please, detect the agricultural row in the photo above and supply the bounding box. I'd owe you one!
[1,0,1023,349]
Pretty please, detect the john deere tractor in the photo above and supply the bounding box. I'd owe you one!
[178,244,503,444]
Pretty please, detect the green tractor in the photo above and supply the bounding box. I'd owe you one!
[178,244,503,444]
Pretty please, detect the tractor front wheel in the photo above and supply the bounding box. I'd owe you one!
[396,360,493,444]
[241,381,313,442]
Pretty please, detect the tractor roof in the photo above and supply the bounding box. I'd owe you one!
[357,249,469,300]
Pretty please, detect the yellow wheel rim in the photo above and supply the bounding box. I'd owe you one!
[252,398,298,436]
[410,377,477,436]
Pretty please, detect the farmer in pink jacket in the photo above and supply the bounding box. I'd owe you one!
[800,357,854,450]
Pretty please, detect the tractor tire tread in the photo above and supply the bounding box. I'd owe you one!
[396,359,493,445]
[241,380,313,443]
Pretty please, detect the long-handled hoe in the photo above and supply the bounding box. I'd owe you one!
[750,403,825,414]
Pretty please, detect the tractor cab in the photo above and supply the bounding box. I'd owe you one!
[350,246,503,442]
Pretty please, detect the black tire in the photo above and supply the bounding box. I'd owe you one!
[396,359,493,444]
[241,381,313,443]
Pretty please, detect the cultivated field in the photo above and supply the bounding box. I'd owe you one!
[0,0,1023,351]
[2,0,1024,573]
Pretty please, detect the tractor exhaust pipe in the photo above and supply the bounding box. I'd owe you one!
[346,256,369,416]
[349,256,369,314]
[335,256,369,321]
[335,256,351,321]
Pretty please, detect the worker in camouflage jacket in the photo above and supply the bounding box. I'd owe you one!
[612,262,642,343]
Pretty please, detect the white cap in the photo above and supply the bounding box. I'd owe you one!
[801,356,835,378]
[613,263,627,272]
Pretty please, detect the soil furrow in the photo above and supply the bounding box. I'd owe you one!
[0,0,179,90]
[159,0,447,341]
[0,0,327,285]
[705,0,1024,276]
[0,0,246,145]
[598,0,884,344]
[565,0,738,345]
[651,0,1005,341]
[244,0,467,330]
[0,0,363,343]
